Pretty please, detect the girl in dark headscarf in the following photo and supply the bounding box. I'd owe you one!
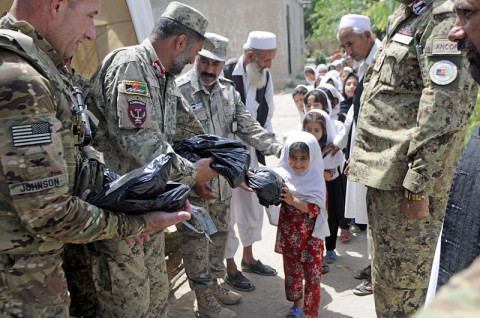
[338,72,358,123]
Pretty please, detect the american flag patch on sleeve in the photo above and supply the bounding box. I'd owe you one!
[11,122,52,147]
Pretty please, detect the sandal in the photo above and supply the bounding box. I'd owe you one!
[225,271,255,292]
[340,231,351,243]
[241,259,277,276]
[322,264,329,274]
[326,250,337,264]
[353,277,373,296]
[286,306,303,318]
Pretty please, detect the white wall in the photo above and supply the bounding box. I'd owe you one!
[150,0,305,88]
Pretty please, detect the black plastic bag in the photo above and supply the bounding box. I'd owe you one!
[174,135,250,188]
[88,153,191,214]
[246,167,284,207]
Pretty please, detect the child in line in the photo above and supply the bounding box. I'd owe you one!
[302,94,348,263]
[275,131,329,318]
[304,66,317,86]
[292,85,310,128]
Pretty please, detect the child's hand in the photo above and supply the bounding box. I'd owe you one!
[280,183,294,205]
[323,171,332,181]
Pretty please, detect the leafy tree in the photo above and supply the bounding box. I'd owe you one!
[305,0,399,41]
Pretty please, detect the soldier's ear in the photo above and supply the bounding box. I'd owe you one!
[175,34,188,53]
[49,0,67,20]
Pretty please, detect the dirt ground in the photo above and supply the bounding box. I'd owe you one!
[166,90,376,318]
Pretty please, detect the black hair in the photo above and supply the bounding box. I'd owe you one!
[152,17,203,45]
[304,90,328,112]
[303,111,328,147]
[289,142,309,157]
[292,85,309,97]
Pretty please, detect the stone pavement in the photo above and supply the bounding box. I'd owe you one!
[167,90,376,318]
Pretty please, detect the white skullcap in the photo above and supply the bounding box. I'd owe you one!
[333,60,342,66]
[339,14,371,31]
[244,31,277,50]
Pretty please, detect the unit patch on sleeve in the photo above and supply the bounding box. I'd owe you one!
[124,81,148,96]
[127,98,148,127]
[429,60,458,85]
[11,122,52,147]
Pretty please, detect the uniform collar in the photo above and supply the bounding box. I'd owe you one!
[0,11,64,70]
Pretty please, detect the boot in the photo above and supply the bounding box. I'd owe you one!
[195,287,237,318]
[211,280,242,305]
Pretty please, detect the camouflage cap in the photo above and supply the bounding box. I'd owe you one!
[161,2,214,48]
[198,33,228,62]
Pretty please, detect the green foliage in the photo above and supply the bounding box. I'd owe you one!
[305,0,400,41]
[312,49,327,65]
[464,89,480,147]
[285,80,297,89]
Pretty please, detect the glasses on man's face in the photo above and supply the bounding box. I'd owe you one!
[305,103,324,111]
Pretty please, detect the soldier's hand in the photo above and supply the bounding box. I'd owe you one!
[192,182,218,200]
[124,233,151,246]
[142,200,192,233]
[194,157,219,182]
[401,197,430,219]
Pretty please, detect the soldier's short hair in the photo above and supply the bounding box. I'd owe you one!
[152,17,203,45]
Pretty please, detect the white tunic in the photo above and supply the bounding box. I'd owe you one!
[227,56,276,257]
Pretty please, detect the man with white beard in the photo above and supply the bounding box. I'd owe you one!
[223,31,278,291]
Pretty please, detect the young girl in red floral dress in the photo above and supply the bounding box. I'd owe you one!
[274,131,329,318]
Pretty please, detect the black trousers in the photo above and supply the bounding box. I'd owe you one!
[325,172,349,252]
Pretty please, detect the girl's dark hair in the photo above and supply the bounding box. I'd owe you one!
[304,90,328,112]
[289,142,309,157]
[292,85,309,97]
[318,87,334,104]
[302,111,328,146]
[342,72,359,99]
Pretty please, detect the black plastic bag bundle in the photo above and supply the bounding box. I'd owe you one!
[246,167,284,207]
[88,153,190,214]
[174,135,250,188]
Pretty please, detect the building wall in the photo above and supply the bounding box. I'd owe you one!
[150,0,305,88]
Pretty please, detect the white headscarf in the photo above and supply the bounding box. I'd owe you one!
[306,109,345,169]
[320,70,341,91]
[274,131,329,239]
[293,85,311,127]
[304,66,317,86]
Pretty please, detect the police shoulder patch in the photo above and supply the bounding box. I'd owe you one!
[124,81,148,96]
[429,60,458,85]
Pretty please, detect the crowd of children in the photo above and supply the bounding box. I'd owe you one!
[274,58,362,317]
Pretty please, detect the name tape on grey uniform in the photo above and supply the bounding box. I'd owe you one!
[9,174,68,195]
[11,122,52,147]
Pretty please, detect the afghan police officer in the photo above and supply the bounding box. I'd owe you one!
[176,33,283,318]
[347,0,478,316]
[88,2,218,318]
[0,0,191,317]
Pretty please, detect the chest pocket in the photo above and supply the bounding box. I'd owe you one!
[379,42,420,90]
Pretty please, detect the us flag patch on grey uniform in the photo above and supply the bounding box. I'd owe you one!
[11,122,52,147]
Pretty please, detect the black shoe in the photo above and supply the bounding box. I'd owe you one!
[225,271,255,292]
[353,278,373,296]
[354,265,371,280]
[241,260,277,276]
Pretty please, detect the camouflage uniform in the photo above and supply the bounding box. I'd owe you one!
[175,67,282,290]
[88,38,204,318]
[413,255,480,318]
[348,1,478,316]
[0,12,145,318]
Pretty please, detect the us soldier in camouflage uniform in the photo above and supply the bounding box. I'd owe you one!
[88,2,218,318]
[176,33,283,318]
[0,1,191,317]
[415,1,480,316]
[347,0,478,316]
